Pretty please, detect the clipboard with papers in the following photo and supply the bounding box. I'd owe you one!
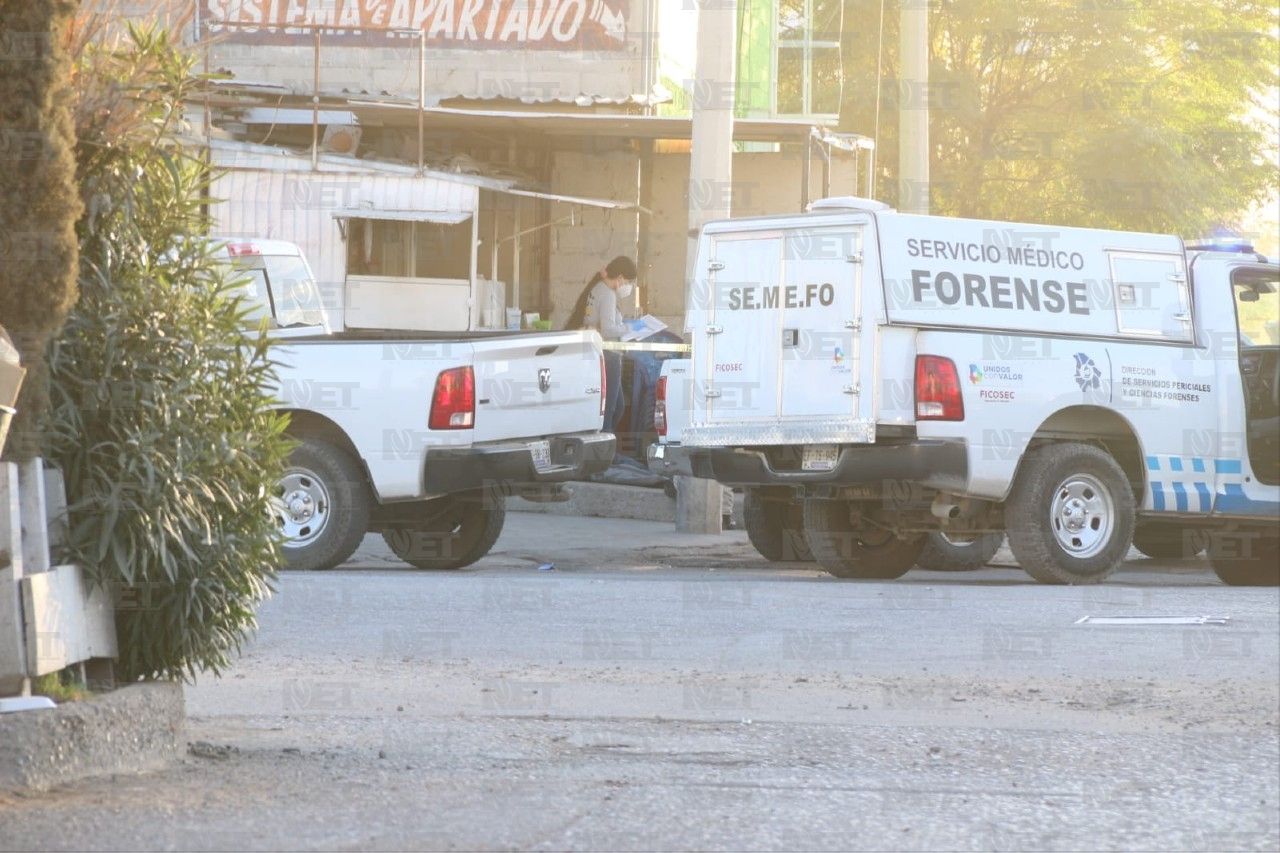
[620,315,668,342]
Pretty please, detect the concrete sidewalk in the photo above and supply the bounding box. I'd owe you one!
[505,482,679,523]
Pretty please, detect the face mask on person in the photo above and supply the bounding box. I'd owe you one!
[616,281,634,299]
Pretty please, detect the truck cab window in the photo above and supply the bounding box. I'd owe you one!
[264,255,326,328]
[230,256,325,329]
[1233,277,1280,347]
[1232,271,1280,485]
[236,268,273,326]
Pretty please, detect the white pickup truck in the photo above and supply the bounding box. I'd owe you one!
[219,239,614,571]
[679,198,1279,586]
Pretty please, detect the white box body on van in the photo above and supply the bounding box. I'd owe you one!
[681,198,1279,585]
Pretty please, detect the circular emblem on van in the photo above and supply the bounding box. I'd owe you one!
[969,363,984,384]
[1073,353,1101,392]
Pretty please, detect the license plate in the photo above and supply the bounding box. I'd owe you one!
[801,445,839,472]
[529,440,552,471]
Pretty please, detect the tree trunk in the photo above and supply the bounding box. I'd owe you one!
[0,0,82,460]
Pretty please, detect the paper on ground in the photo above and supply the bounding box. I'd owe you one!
[1074,615,1230,625]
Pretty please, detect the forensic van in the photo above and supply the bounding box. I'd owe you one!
[680,197,1279,585]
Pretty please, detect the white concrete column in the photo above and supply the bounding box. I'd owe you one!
[679,0,738,534]
[898,0,930,214]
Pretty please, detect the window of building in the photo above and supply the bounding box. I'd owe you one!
[347,218,472,280]
[775,0,842,117]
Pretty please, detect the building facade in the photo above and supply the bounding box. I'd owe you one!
[190,0,867,331]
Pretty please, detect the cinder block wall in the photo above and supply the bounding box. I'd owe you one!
[545,150,641,327]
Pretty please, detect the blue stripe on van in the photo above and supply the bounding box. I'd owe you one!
[1172,481,1189,512]
[1151,482,1166,511]
[1216,484,1280,516]
[1215,459,1243,474]
[1194,482,1212,512]
[1169,457,1184,473]
[1146,456,1160,471]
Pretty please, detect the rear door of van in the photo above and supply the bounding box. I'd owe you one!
[688,217,874,447]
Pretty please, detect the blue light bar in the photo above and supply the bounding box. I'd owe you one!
[1187,229,1257,253]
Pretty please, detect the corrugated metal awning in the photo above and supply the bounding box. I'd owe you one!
[495,187,646,213]
[204,138,642,213]
[414,107,836,144]
[199,85,869,146]
[332,208,472,224]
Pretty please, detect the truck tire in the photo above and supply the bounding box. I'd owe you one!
[915,532,1003,571]
[1005,442,1135,585]
[1132,522,1204,560]
[1208,532,1280,586]
[275,437,371,571]
[803,498,925,579]
[382,493,506,570]
[743,491,813,562]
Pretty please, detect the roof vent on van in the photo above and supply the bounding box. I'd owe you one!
[806,196,894,214]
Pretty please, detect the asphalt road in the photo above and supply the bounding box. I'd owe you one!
[2,513,1277,851]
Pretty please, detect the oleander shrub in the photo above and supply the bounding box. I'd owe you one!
[45,23,291,681]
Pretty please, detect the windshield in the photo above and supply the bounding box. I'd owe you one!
[1234,279,1279,347]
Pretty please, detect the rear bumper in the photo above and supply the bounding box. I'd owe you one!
[646,442,693,478]
[422,432,615,495]
[686,440,968,491]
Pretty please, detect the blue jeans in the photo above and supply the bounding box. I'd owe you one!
[603,350,624,434]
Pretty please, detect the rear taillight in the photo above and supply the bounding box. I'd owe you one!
[429,366,475,430]
[599,355,607,417]
[915,355,964,421]
[655,375,668,437]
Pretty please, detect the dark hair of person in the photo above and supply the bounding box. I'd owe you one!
[566,256,637,330]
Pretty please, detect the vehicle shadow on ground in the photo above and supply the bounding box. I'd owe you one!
[327,551,1224,587]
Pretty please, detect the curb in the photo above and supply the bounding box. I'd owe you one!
[0,681,183,793]
[508,482,677,523]
[507,482,747,527]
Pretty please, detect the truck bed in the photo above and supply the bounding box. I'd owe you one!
[274,328,605,500]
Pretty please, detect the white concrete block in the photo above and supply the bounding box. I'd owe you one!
[0,463,27,688]
[22,565,117,677]
[18,458,49,575]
